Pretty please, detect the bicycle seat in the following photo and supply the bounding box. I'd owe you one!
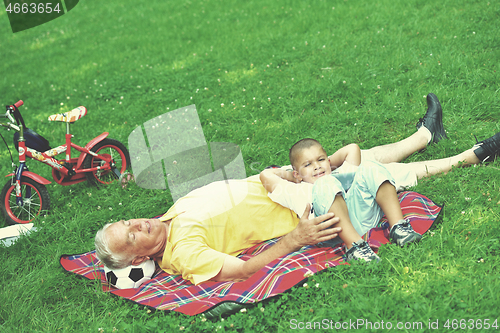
[48,106,87,123]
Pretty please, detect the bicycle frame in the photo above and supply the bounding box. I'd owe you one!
[6,129,112,207]
[1,100,129,224]
[22,127,111,185]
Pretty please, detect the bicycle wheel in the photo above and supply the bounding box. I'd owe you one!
[83,138,131,186]
[0,176,50,225]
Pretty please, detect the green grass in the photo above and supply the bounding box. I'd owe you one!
[0,0,499,331]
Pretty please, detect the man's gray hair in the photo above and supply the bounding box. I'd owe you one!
[94,223,134,269]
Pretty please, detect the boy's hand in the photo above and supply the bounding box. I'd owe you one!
[288,204,341,249]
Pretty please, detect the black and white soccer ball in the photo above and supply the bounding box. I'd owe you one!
[103,259,156,289]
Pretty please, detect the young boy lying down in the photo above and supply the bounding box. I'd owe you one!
[259,139,421,262]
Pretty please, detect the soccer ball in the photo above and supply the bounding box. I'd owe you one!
[103,259,156,289]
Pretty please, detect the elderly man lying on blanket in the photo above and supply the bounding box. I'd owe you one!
[95,93,500,285]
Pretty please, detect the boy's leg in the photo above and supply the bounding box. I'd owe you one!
[312,176,363,249]
[347,161,422,247]
[312,175,380,262]
[375,181,422,246]
[324,194,364,249]
[374,181,404,227]
[363,93,446,164]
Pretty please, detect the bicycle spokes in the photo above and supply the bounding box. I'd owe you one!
[10,184,41,219]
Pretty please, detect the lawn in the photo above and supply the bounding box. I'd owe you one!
[0,0,499,332]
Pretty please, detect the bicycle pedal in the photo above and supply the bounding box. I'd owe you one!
[61,162,76,176]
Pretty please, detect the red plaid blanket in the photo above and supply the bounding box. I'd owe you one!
[60,191,442,316]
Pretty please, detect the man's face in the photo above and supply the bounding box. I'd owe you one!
[106,218,168,265]
[293,145,331,184]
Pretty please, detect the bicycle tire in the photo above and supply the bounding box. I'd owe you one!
[0,176,50,225]
[83,138,131,186]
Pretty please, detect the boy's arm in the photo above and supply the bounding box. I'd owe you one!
[212,205,340,282]
[328,143,361,169]
[260,168,298,193]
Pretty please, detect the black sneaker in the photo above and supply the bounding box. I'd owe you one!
[473,132,500,163]
[389,219,422,247]
[344,240,380,263]
[416,93,447,144]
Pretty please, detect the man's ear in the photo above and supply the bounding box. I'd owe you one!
[131,256,150,266]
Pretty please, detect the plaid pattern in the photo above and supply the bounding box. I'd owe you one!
[60,191,442,316]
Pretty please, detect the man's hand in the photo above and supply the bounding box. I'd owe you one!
[287,204,341,249]
[212,204,341,283]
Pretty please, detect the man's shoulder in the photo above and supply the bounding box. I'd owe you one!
[270,180,313,198]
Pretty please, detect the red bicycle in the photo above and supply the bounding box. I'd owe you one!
[0,100,130,225]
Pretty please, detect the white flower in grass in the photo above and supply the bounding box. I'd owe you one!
[240,308,247,313]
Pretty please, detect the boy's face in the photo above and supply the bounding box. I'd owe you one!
[293,145,331,183]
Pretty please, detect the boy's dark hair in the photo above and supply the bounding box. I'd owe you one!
[289,138,326,169]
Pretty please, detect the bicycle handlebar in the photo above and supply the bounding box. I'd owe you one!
[14,100,23,108]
